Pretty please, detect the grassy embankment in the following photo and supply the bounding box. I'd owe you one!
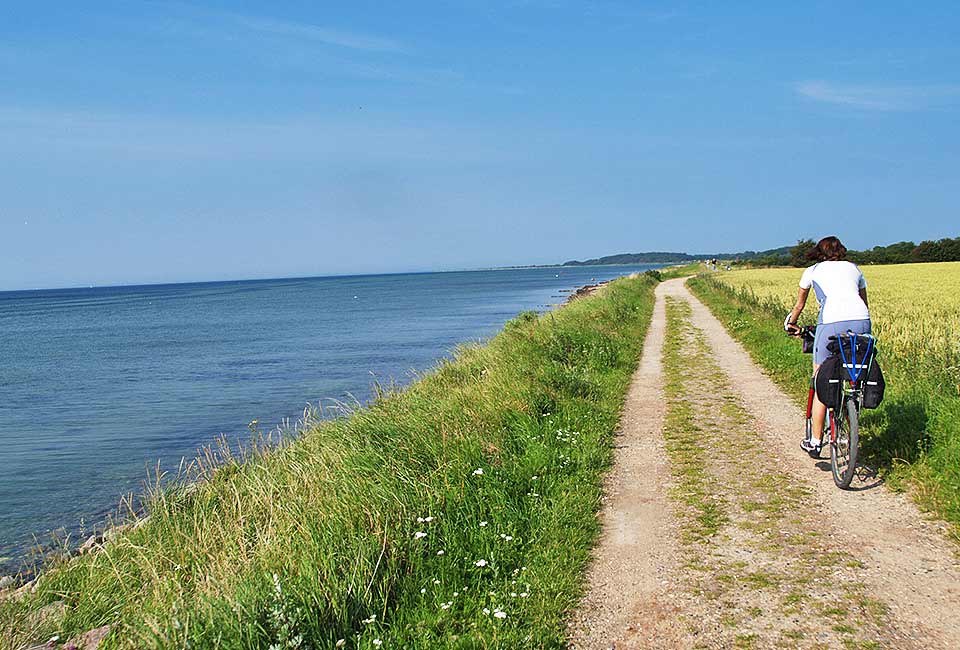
[688,264,960,538]
[1,275,658,649]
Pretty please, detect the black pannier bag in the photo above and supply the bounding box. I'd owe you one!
[861,360,885,409]
[815,355,844,411]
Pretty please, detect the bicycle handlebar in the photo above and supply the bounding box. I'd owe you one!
[785,324,816,338]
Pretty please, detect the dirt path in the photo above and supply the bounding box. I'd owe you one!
[570,278,960,649]
[566,286,684,648]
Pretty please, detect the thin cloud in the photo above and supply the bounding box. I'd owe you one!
[229,14,405,53]
[795,80,960,111]
[151,3,406,54]
[507,0,682,21]
[0,106,518,164]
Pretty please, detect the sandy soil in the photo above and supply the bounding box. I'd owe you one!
[569,278,960,649]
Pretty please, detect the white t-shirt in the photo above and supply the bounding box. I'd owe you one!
[799,261,870,324]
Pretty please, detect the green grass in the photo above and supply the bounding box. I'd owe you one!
[687,275,960,542]
[660,299,729,544]
[1,276,658,649]
[660,262,704,280]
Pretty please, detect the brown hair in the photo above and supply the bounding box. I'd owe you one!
[806,236,847,262]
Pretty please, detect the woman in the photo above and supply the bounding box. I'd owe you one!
[783,236,871,456]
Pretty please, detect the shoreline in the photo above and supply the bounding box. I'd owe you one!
[1,274,660,648]
[0,273,645,592]
[2,266,661,580]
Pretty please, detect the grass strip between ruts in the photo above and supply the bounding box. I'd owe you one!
[2,275,657,650]
[687,275,960,543]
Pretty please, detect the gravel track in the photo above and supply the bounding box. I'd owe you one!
[569,278,960,649]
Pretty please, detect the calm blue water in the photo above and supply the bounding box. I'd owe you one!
[0,265,659,570]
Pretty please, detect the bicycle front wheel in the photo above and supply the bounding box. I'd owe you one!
[830,398,859,489]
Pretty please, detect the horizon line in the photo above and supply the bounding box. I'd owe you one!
[0,261,676,296]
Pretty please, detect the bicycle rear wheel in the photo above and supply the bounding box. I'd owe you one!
[830,398,859,488]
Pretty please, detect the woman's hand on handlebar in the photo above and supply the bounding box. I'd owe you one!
[783,314,801,336]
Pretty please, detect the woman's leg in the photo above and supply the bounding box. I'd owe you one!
[810,324,830,447]
[811,363,827,443]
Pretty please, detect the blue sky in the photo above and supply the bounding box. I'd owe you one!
[2,1,958,290]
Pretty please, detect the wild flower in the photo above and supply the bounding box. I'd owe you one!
[453,592,459,597]
[373,640,382,647]
[336,641,345,648]
[420,588,426,594]
[361,615,377,624]
[472,468,484,476]
[510,592,517,597]
[520,592,529,598]
[433,579,441,585]
[482,608,491,615]
[413,531,427,540]
[475,559,488,567]
[416,516,435,523]
[479,521,488,527]
[494,610,507,619]
[436,550,445,555]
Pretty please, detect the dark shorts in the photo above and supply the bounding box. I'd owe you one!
[814,319,872,366]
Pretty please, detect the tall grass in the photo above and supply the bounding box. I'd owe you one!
[1,275,657,649]
[688,274,960,541]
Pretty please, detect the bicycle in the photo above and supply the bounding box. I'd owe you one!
[789,325,870,489]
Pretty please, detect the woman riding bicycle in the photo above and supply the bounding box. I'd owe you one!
[783,236,871,457]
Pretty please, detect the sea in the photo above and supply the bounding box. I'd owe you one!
[0,265,661,571]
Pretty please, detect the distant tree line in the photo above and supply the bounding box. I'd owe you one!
[563,246,792,266]
[742,236,960,268]
[561,236,959,268]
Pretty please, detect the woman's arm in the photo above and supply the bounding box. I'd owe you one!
[784,287,810,330]
[860,287,868,308]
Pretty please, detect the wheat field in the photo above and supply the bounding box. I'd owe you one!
[713,261,960,385]
[691,261,960,535]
